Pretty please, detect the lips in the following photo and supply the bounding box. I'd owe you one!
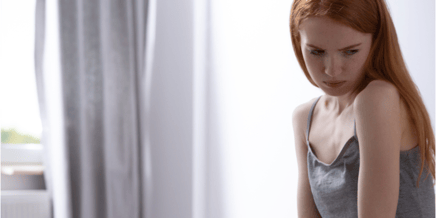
[324,81,345,88]
[324,81,344,85]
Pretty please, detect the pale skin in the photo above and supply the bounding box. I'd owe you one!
[292,16,418,218]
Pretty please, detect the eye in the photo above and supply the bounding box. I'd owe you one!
[344,49,359,56]
[310,49,325,56]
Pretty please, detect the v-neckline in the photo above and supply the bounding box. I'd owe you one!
[307,135,357,166]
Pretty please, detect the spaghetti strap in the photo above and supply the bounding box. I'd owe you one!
[353,120,358,140]
[306,96,322,144]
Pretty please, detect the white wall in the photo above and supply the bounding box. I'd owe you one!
[209,1,319,217]
[386,0,435,128]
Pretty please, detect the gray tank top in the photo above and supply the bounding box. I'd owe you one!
[306,96,435,218]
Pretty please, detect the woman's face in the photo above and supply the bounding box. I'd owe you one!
[298,16,372,96]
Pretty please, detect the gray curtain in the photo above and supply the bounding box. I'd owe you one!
[35,0,149,217]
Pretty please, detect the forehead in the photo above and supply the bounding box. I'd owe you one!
[298,16,371,48]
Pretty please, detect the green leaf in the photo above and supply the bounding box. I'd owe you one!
[1,128,40,144]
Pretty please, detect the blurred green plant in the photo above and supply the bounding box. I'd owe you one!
[1,128,41,144]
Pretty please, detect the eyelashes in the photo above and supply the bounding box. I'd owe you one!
[344,49,359,56]
[309,49,359,57]
[310,50,325,56]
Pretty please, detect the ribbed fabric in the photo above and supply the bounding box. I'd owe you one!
[306,96,435,218]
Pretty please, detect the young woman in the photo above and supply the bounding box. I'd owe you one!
[290,0,435,217]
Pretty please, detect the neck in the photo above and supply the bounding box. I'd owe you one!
[326,76,371,116]
[326,92,357,116]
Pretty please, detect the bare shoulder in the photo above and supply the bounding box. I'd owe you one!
[354,80,400,112]
[292,97,320,125]
[292,97,321,141]
[353,80,402,145]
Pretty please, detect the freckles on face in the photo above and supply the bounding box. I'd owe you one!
[298,16,372,90]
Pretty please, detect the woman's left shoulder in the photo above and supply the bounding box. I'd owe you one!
[354,80,400,110]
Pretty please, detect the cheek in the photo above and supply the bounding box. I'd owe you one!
[353,48,371,71]
[348,55,367,75]
[303,54,323,75]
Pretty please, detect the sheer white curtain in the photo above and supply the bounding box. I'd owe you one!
[35,0,214,217]
[36,0,147,217]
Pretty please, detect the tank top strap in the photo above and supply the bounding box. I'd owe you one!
[306,96,322,144]
[354,119,358,140]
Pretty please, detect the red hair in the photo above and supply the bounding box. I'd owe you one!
[290,0,435,187]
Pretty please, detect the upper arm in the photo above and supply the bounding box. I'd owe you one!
[292,103,309,177]
[354,80,402,218]
[292,99,322,218]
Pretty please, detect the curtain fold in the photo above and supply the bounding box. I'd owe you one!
[35,0,148,217]
[35,0,209,217]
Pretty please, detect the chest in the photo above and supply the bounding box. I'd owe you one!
[308,114,355,165]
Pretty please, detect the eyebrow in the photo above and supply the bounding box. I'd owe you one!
[306,43,362,51]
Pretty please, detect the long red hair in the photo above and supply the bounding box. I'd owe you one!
[290,0,435,187]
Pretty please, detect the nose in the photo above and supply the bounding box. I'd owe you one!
[324,55,342,77]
